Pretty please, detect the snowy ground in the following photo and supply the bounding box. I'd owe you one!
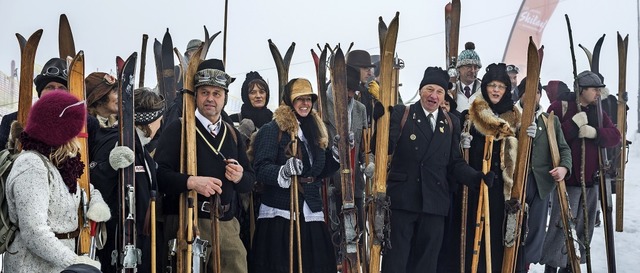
[528,133,640,273]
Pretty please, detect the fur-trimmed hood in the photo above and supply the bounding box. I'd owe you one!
[273,104,329,149]
[468,95,521,200]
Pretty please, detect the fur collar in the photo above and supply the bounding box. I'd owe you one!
[469,95,521,140]
[273,104,329,149]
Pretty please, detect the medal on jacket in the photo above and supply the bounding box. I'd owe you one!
[439,127,444,133]
[410,134,416,140]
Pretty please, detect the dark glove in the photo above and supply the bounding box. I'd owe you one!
[474,171,495,188]
[372,101,385,121]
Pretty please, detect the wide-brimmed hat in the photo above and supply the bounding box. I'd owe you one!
[346,50,375,68]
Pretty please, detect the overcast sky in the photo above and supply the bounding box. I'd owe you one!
[1,0,638,133]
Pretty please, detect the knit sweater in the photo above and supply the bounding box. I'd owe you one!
[4,151,106,273]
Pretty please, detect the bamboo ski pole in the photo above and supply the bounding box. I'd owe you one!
[223,0,229,65]
[139,34,148,88]
[471,135,494,273]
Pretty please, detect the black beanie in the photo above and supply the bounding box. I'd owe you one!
[419,67,451,91]
[241,71,269,106]
[481,63,513,113]
[516,77,542,99]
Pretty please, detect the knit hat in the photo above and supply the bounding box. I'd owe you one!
[542,80,570,102]
[34,58,68,97]
[282,78,317,107]
[457,42,482,68]
[576,70,605,89]
[241,71,270,106]
[186,39,203,52]
[346,50,375,68]
[24,91,86,147]
[480,63,513,110]
[85,72,118,107]
[516,77,542,99]
[419,67,451,91]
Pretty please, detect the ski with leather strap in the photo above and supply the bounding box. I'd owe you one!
[501,37,540,273]
[369,12,399,273]
[268,40,295,101]
[67,51,93,255]
[115,52,141,272]
[331,46,360,273]
[615,32,628,232]
[15,29,43,128]
[58,14,76,59]
[546,111,582,273]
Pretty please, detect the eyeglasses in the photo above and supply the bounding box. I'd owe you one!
[506,65,519,74]
[487,83,507,91]
[42,66,67,78]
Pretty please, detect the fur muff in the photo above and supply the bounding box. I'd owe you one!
[469,95,521,200]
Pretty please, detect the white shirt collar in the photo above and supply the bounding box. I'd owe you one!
[195,110,222,136]
[421,107,438,130]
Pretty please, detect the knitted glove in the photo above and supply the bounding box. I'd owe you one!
[72,255,101,270]
[579,125,597,139]
[461,132,472,149]
[86,198,111,222]
[280,157,303,178]
[368,81,380,100]
[364,162,375,178]
[572,112,588,128]
[109,146,135,170]
[526,122,537,138]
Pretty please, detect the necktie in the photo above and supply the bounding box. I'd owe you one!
[427,113,434,132]
[208,123,218,137]
[464,86,471,98]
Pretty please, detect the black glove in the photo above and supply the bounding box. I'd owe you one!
[474,171,495,188]
[372,101,385,121]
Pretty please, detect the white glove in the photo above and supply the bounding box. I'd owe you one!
[280,157,303,178]
[526,122,537,138]
[109,146,135,170]
[364,162,375,178]
[348,132,355,149]
[579,125,597,139]
[572,112,588,128]
[87,199,111,222]
[72,255,101,270]
[461,132,472,149]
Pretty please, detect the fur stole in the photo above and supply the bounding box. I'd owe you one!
[469,95,521,200]
[273,104,329,149]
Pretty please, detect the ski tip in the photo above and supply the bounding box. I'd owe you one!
[165,27,169,33]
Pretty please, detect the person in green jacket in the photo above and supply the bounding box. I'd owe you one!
[514,77,572,272]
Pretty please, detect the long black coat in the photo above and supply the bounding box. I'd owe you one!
[386,102,477,216]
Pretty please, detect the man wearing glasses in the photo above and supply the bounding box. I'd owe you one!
[452,42,483,112]
[0,57,69,150]
[506,64,520,103]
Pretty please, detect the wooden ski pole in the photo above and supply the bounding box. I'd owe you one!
[151,190,157,273]
[139,34,148,88]
[460,117,471,273]
[471,135,494,273]
[290,136,303,273]
[223,0,229,65]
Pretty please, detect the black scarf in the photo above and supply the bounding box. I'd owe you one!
[240,103,273,129]
[19,132,84,194]
[296,112,320,161]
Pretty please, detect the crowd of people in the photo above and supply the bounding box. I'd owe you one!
[0,34,623,273]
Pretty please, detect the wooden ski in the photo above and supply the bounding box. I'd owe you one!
[596,96,617,273]
[117,52,141,272]
[268,40,295,101]
[311,45,329,118]
[153,39,164,97]
[615,32,628,232]
[546,111,582,273]
[58,14,76,60]
[15,30,42,127]
[331,46,360,273]
[501,37,540,273]
[139,34,149,88]
[161,29,176,108]
[68,51,92,255]
[369,12,399,273]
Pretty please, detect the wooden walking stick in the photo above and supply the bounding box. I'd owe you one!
[289,136,303,273]
[461,116,471,273]
[471,135,494,273]
[151,190,157,273]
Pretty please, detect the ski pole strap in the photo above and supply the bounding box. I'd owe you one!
[55,229,80,239]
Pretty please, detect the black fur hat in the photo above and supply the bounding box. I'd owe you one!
[481,63,513,113]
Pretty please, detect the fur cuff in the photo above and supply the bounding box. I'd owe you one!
[87,200,111,222]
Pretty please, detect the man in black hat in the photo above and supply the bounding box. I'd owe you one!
[346,49,378,123]
[378,67,485,273]
[155,59,255,273]
[0,57,69,149]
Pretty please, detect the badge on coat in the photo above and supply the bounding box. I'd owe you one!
[135,166,145,173]
[410,134,417,140]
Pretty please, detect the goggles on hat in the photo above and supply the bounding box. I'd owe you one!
[506,65,519,74]
[42,66,68,78]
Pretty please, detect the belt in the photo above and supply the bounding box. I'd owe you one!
[297,177,315,184]
[55,229,80,240]
[199,200,230,215]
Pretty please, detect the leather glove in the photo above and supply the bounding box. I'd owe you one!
[579,125,597,139]
[372,101,385,121]
[526,122,537,138]
[87,199,111,222]
[364,162,375,178]
[109,146,135,170]
[368,81,380,101]
[280,157,303,178]
[237,119,256,140]
[572,112,588,128]
[475,171,495,188]
[461,132,472,149]
[72,255,101,270]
